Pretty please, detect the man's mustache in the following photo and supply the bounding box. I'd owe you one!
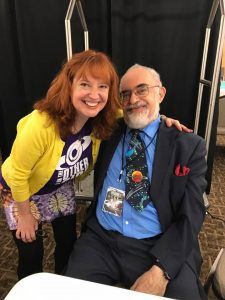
[125,101,146,112]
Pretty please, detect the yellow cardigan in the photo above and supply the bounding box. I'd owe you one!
[2,110,101,202]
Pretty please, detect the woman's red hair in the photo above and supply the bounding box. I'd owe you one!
[34,50,121,140]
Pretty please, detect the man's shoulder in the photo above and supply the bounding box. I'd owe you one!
[159,121,205,145]
[176,129,205,144]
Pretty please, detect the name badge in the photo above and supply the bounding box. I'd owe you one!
[102,187,125,217]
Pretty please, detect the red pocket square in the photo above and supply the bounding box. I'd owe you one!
[175,164,190,176]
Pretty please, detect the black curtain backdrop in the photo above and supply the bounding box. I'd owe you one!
[0,0,218,192]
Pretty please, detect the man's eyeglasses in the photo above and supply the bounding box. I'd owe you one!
[120,84,160,102]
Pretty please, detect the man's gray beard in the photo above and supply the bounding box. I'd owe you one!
[124,108,160,129]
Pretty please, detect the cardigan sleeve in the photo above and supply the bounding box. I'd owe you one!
[2,110,53,202]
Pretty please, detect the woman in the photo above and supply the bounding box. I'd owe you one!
[1,49,121,279]
[0,49,189,279]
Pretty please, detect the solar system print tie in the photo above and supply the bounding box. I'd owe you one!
[125,130,150,212]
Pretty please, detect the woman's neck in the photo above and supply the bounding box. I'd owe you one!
[71,115,89,134]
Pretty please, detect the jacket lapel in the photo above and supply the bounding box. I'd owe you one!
[150,121,179,203]
[94,119,126,197]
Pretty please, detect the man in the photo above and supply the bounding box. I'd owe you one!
[65,65,207,300]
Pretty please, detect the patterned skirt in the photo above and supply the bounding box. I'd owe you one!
[0,180,76,230]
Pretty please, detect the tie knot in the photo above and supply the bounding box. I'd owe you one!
[127,130,144,157]
[130,129,140,139]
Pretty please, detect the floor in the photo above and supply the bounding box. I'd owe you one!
[0,135,225,299]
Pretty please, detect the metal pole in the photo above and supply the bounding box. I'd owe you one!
[194,29,211,134]
[65,0,89,61]
[65,0,76,61]
[207,0,220,28]
[76,0,88,31]
[221,0,225,15]
[76,0,89,50]
[194,0,220,134]
[205,15,225,153]
[84,31,89,50]
[194,0,225,154]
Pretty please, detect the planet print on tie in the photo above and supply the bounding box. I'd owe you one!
[132,170,148,183]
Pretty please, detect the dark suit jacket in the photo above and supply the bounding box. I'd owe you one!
[87,119,207,279]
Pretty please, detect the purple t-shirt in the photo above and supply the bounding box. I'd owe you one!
[0,123,92,195]
[38,123,92,194]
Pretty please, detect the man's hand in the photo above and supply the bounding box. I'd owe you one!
[130,265,169,296]
[162,115,193,133]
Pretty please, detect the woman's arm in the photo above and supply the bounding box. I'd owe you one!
[161,115,193,132]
